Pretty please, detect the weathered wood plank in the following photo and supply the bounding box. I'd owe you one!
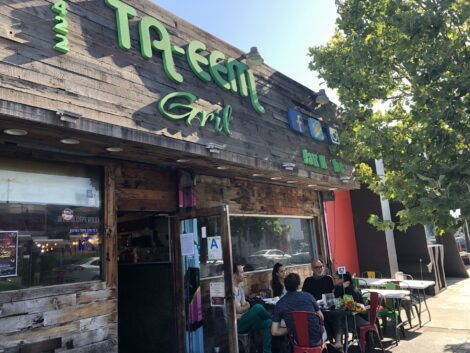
[104,165,117,288]
[42,300,117,326]
[0,293,77,318]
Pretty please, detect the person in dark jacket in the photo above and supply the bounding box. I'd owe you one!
[302,260,334,300]
[271,262,287,297]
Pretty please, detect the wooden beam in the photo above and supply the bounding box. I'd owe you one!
[104,165,117,287]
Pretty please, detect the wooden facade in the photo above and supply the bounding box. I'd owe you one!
[0,0,356,352]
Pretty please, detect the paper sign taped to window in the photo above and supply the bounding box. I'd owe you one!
[181,233,194,256]
[207,236,222,260]
[210,281,225,307]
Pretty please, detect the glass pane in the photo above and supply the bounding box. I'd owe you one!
[0,158,102,292]
[117,214,170,264]
[231,216,318,272]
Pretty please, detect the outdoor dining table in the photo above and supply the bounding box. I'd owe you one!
[357,277,435,326]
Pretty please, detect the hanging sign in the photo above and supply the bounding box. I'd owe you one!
[207,236,222,260]
[0,231,19,278]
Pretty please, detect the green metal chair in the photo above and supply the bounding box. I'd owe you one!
[377,283,405,345]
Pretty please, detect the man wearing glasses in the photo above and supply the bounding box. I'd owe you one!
[302,260,334,300]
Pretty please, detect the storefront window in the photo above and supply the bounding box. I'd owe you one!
[0,158,102,291]
[231,216,318,272]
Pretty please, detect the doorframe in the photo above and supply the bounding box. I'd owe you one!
[174,205,237,353]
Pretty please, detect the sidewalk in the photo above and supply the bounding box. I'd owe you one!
[363,267,470,353]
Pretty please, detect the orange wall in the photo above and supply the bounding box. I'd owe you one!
[324,190,360,275]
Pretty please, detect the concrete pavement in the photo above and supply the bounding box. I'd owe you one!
[355,267,470,353]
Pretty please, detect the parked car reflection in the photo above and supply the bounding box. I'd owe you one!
[62,257,101,283]
[247,249,291,269]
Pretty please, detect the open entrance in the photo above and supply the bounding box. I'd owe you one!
[117,212,176,353]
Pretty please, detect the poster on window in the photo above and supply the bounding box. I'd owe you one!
[0,231,18,277]
[210,281,225,307]
[207,236,222,260]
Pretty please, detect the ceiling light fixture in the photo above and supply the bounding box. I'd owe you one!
[252,173,264,177]
[4,128,28,136]
[286,180,298,184]
[270,176,282,180]
[56,110,82,124]
[60,138,80,145]
[282,162,296,171]
[307,184,317,187]
[216,166,229,170]
[106,147,123,152]
[176,159,190,163]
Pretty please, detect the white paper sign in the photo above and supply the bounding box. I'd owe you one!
[181,233,194,256]
[201,227,207,239]
[207,236,222,260]
[210,282,225,307]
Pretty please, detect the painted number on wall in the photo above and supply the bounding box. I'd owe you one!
[52,0,69,54]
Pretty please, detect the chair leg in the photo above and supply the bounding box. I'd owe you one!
[373,330,386,353]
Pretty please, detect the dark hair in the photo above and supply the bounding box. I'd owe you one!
[284,273,301,292]
[335,271,353,284]
[271,263,284,296]
[233,262,241,275]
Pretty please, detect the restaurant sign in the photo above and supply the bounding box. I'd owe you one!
[0,231,18,278]
[302,149,345,174]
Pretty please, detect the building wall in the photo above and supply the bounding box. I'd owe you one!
[324,190,359,275]
[350,186,391,277]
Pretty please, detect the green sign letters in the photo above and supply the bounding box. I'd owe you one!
[302,149,345,174]
[104,0,265,115]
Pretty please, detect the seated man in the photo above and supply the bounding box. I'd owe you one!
[302,259,334,300]
[233,263,272,353]
[271,273,326,347]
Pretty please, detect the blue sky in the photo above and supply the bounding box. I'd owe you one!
[152,1,338,98]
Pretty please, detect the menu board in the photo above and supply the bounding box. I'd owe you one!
[0,231,18,277]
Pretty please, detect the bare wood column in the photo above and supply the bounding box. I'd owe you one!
[105,164,118,287]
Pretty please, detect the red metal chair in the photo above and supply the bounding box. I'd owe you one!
[358,292,385,353]
[289,311,328,353]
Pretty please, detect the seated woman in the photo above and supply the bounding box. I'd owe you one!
[271,263,287,298]
[333,271,363,303]
[333,271,368,334]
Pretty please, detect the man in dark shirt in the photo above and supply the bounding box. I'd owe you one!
[271,273,325,347]
[302,260,334,300]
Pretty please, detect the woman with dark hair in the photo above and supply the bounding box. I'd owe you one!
[271,263,287,297]
[332,271,363,303]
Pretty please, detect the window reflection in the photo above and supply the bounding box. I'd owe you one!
[231,216,318,272]
[0,158,102,291]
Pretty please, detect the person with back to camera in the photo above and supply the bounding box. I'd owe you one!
[233,263,272,353]
[271,273,327,346]
[271,262,288,298]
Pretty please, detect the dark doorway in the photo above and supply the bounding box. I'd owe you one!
[117,213,176,353]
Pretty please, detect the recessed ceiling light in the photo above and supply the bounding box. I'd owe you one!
[4,129,28,136]
[252,173,264,177]
[329,188,337,191]
[270,176,282,180]
[176,159,190,163]
[106,147,123,152]
[217,166,229,170]
[286,180,298,184]
[60,138,80,145]
[308,184,317,187]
